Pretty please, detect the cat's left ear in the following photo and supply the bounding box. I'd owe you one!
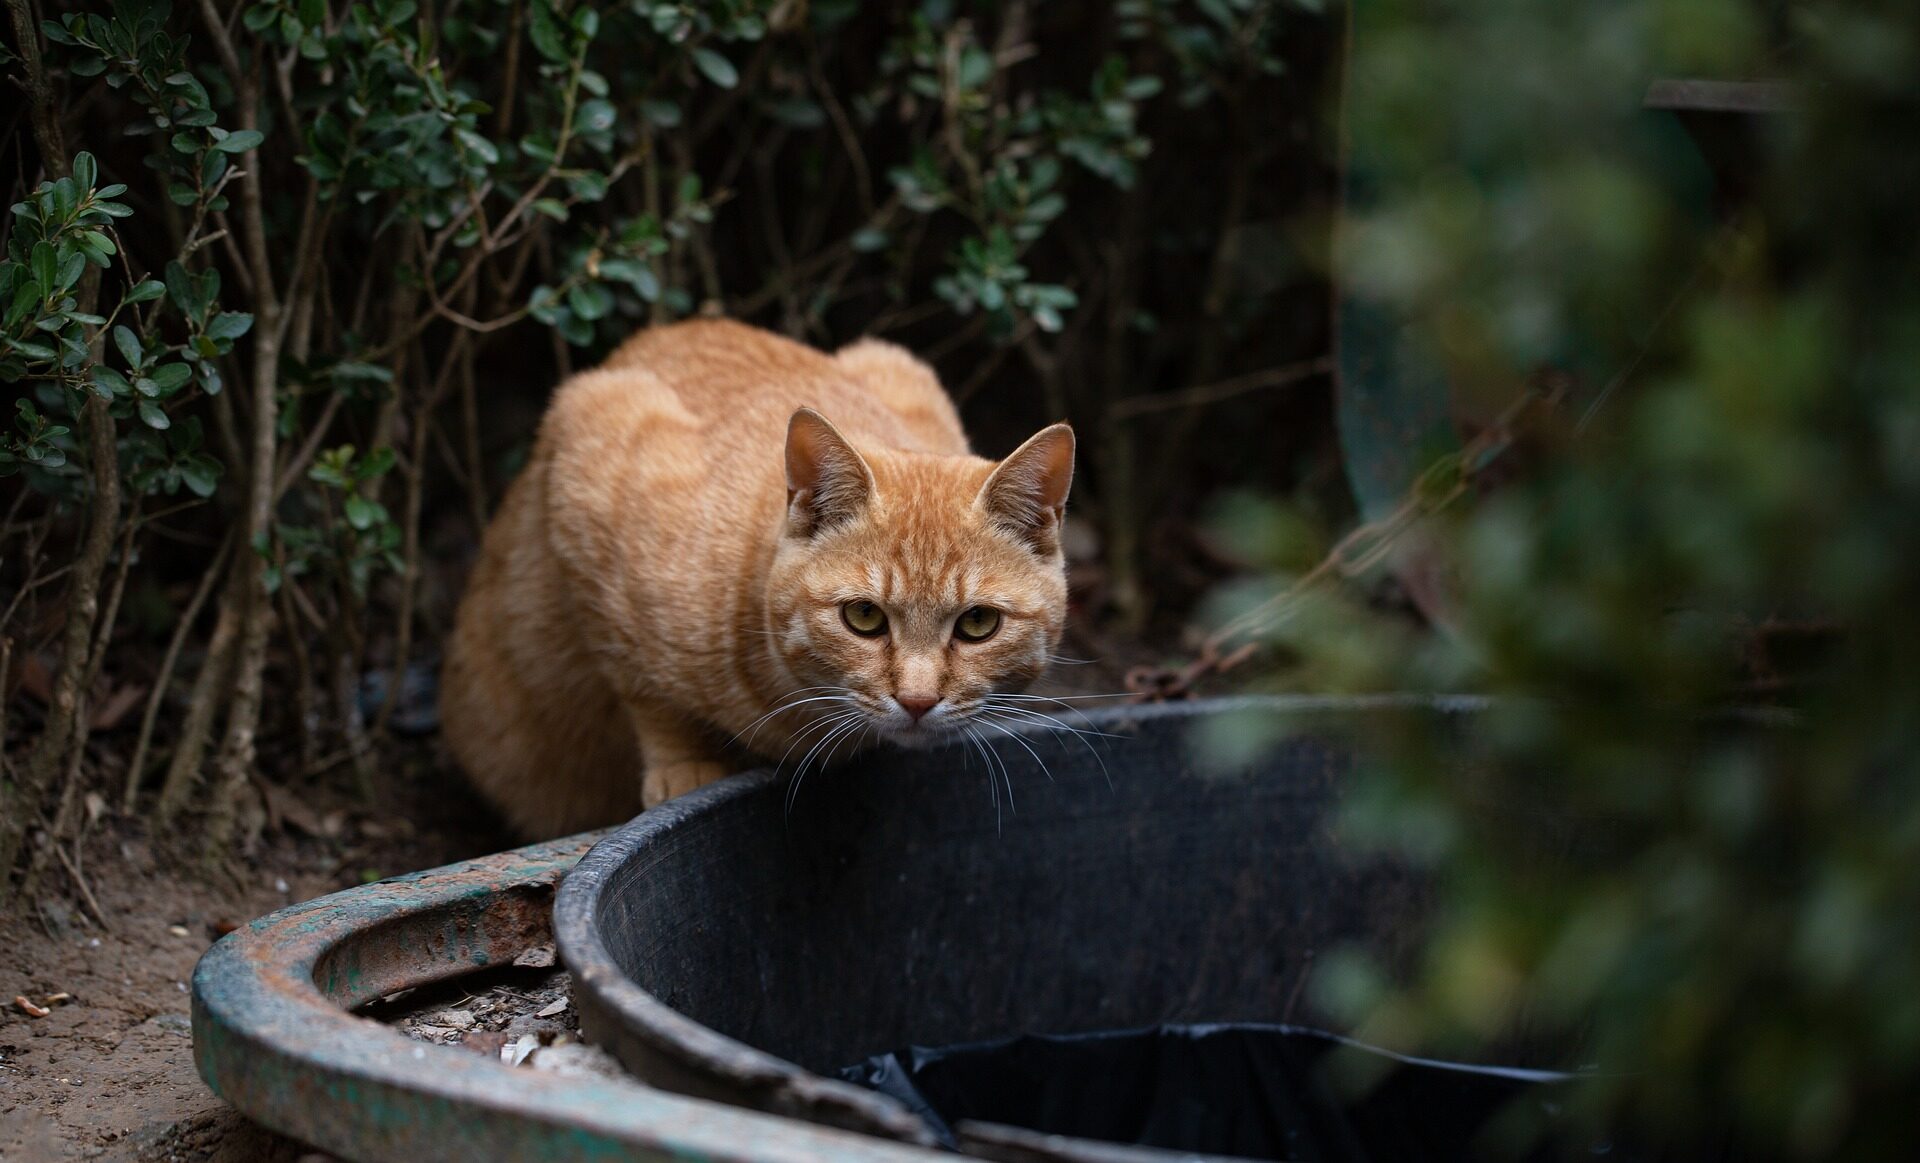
[978,423,1074,554]
[786,408,876,537]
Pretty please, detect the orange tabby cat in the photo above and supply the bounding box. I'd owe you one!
[441,319,1074,837]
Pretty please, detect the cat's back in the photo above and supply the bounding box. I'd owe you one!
[558,319,968,468]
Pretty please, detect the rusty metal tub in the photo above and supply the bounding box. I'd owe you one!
[556,695,1458,1157]
[189,832,948,1162]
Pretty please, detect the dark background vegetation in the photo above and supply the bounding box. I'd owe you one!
[5,0,1919,1158]
[1,0,1339,869]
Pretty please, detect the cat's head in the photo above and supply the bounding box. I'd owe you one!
[766,407,1073,749]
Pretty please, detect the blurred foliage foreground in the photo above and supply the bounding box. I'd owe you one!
[1185,1,1919,1159]
[5,0,1920,1158]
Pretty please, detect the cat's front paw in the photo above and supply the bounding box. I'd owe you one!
[642,760,729,807]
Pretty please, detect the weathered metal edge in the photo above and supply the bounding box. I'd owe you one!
[191,832,946,1163]
[554,694,1490,1151]
[556,767,947,1147]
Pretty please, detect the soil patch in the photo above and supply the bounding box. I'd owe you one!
[0,752,511,1162]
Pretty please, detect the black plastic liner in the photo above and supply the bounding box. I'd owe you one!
[842,1022,1606,1162]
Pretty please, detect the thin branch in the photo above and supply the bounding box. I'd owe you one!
[3,0,118,889]
[196,9,285,854]
[124,533,233,812]
[1109,357,1334,421]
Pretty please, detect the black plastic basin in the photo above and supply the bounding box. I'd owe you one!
[554,696,1467,1158]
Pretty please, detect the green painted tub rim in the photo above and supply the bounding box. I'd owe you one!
[190,830,948,1162]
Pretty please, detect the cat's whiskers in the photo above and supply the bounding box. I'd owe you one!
[778,709,863,817]
[978,698,1127,739]
[985,690,1135,711]
[772,707,861,774]
[972,714,1055,785]
[958,723,1003,833]
[977,701,1115,790]
[783,710,871,818]
[733,687,860,750]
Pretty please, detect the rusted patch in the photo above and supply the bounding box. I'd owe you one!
[192,830,943,1162]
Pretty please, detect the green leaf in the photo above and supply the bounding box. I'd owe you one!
[149,363,193,395]
[30,241,57,297]
[574,100,615,135]
[344,494,379,530]
[358,446,396,478]
[767,98,826,129]
[6,338,58,362]
[454,128,499,166]
[567,281,613,321]
[113,325,145,370]
[527,0,567,62]
[691,48,738,89]
[138,399,170,429]
[165,261,204,318]
[565,171,609,203]
[124,279,166,304]
[180,456,221,497]
[640,100,682,128]
[73,151,97,189]
[91,366,131,398]
[204,312,254,341]
[325,361,394,384]
[220,129,266,154]
[57,247,88,287]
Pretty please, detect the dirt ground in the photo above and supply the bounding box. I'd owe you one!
[0,752,515,1163]
[1,632,1144,1163]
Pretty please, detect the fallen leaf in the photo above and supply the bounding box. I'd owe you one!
[253,779,325,837]
[89,683,147,731]
[431,1009,476,1031]
[501,1036,537,1067]
[534,997,568,1019]
[14,652,53,704]
[512,945,556,969]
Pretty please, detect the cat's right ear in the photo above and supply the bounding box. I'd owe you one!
[785,408,875,537]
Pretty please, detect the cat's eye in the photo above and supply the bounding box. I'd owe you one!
[954,606,1002,642]
[842,600,888,637]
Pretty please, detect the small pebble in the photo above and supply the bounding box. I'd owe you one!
[168,925,190,938]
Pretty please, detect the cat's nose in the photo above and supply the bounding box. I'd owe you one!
[897,695,939,722]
